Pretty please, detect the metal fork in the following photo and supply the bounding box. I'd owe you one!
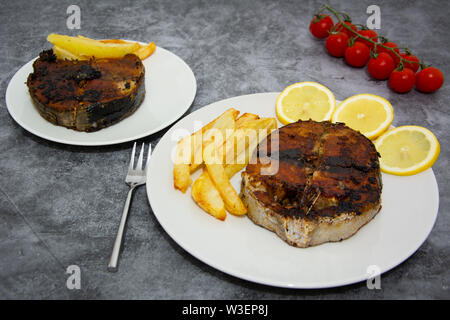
[108,142,151,272]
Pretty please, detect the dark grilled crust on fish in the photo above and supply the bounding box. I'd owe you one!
[27,50,145,132]
[241,120,382,248]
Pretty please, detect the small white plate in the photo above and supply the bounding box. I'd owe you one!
[146,92,439,289]
[6,45,196,146]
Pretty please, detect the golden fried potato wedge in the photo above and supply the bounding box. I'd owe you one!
[98,35,156,60]
[204,162,247,215]
[189,163,203,174]
[173,163,192,193]
[174,135,196,192]
[192,160,254,220]
[222,131,260,178]
[203,141,247,215]
[173,128,194,193]
[98,37,156,60]
[237,118,277,131]
[191,170,226,221]
[217,128,252,165]
[197,117,276,216]
[174,108,239,192]
[175,110,278,219]
[134,42,156,60]
[52,45,83,60]
[191,149,259,220]
[188,108,239,172]
[47,33,139,59]
[236,113,259,128]
[97,38,129,44]
[219,118,277,168]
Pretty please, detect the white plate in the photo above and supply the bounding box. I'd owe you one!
[5,45,196,146]
[146,92,439,289]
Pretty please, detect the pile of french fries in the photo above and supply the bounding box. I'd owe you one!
[173,108,277,221]
[47,33,156,61]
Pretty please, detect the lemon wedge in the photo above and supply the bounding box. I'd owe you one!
[374,126,440,176]
[332,94,394,140]
[276,82,336,125]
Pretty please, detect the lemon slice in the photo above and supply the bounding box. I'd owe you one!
[332,94,394,140]
[374,126,440,176]
[276,82,336,125]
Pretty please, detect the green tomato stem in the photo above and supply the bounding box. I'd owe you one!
[321,4,421,67]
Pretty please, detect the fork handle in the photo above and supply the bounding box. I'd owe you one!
[108,186,136,272]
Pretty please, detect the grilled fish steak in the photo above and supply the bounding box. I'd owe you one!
[241,120,382,247]
[27,50,145,132]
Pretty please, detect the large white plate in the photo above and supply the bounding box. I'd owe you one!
[146,92,439,289]
[6,45,196,146]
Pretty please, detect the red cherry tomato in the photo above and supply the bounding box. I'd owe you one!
[345,42,370,67]
[325,32,349,57]
[389,68,416,93]
[335,21,358,38]
[356,29,378,50]
[309,15,334,39]
[378,42,400,64]
[368,52,395,80]
[416,67,444,93]
[399,53,420,72]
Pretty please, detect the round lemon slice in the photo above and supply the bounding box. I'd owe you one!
[374,126,440,176]
[332,94,394,140]
[276,82,336,125]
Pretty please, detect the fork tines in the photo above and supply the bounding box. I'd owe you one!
[129,142,152,172]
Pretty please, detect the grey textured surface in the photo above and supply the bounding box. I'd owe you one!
[0,0,449,299]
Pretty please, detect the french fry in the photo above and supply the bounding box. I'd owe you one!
[188,108,239,173]
[203,139,247,216]
[191,170,226,221]
[217,128,253,166]
[193,117,277,217]
[65,36,157,60]
[204,162,247,215]
[177,108,278,220]
[188,112,254,175]
[52,45,83,60]
[134,42,156,60]
[191,146,259,220]
[173,132,193,192]
[189,163,203,174]
[191,164,246,220]
[237,118,277,131]
[98,37,157,60]
[219,118,277,171]
[47,33,139,59]
[97,38,129,44]
[173,108,239,192]
[173,164,192,193]
[235,113,259,128]
[222,132,260,178]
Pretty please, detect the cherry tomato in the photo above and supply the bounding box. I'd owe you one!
[378,42,400,64]
[345,42,370,67]
[335,21,358,38]
[399,53,420,72]
[368,52,395,80]
[389,68,416,93]
[356,29,378,50]
[309,15,334,39]
[415,67,444,93]
[325,32,349,57]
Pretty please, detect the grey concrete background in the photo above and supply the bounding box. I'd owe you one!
[0,0,448,299]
